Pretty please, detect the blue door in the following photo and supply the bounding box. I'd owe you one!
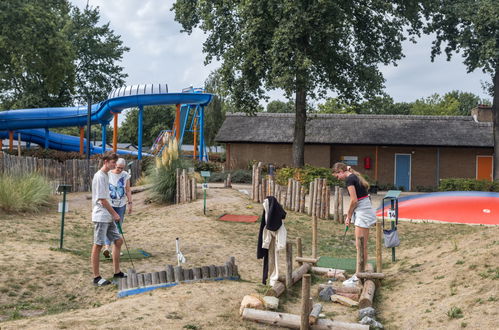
[395,154,411,191]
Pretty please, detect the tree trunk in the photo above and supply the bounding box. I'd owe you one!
[293,86,307,167]
[493,63,498,180]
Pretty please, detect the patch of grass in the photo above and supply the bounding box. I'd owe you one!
[166,311,183,320]
[455,260,465,265]
[447,307,464,319]
[183,324,200,330]
[434,275,445,280]
[0,173,54,212]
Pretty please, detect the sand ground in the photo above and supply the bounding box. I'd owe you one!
[0,184,497,329]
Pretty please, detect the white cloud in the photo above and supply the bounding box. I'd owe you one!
[72,0,492,106]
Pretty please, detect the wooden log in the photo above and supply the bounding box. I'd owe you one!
[296,237,303,266]
[286,241,293,288]
[312,215,318,259]
[359,279,376,309]
[137,273,144,287]
[326,186,331,220]
[331,294,359,307]
[259,183,263,203]
[216,266,224,277]
[299,186,305,213]
[334,185,341,221]
[296,257,318,264]
[127,268,134,288]
[308,181,314,216]
[296,181,301,212]
[376,221,382,273]
[222,264,229,277]
[144,273,152,286]
[201,266,210,279]
[314,178,321,218]
[174,266,183,283]
[357,236,365,274]
[301,274,311,330]
[336,292,360,301]
[121,277,128,290]
[310,267,346,275]
[166,265,174,282]
[252,163,256,201]
[267,263,312,297]
[209,265,217,278]
[287,178,292,209]
[152,271,159,285]
[356,272,385,280]
[159,270,167,283]
[193,267,202,280]
[241,308,369,330]
[309,303,322,325]
[184,268,192,280]
[318,284,362,294]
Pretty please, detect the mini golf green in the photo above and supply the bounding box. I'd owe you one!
[317,256,376,273]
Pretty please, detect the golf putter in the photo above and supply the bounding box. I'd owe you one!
[117,222,135,270]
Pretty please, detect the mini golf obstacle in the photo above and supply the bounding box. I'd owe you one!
[117,257,239,298]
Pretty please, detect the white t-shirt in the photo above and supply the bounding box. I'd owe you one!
[109,171,131,207]
[92,170,112,223]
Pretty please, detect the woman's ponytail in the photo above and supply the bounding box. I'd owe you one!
[349,167,370,190]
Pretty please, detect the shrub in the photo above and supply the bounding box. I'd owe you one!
[149,158,192,203]
[193,160,221,173]
[0,173,53,212]
[439,178,499,192]
[276,165,343,188]
[447,306,464,319]
[415,185,437,192]
[208,169,252,184]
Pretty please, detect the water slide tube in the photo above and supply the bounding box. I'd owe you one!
[0,84,212,156]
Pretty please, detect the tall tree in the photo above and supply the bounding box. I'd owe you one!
[173,0,427,166]
[66,4,129,103]
[424,0,498,178]
[266,100,294,113]
[204,70,227,146]
[444,90,490,116]
[0,0,75,109]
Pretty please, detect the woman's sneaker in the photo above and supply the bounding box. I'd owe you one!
[93,276,111,287]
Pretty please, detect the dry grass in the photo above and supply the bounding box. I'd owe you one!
[0,184,497,329]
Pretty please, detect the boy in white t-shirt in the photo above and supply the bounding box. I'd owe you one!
[91,152,127,286]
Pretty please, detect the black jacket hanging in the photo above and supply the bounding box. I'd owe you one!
[257,196,286,284]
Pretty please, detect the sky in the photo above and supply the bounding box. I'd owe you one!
[72,0,492,108]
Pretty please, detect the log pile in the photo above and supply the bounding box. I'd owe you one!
[118,257,239,294]
[175,168,198,204]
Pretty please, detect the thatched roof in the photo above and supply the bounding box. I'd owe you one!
[215,113,494,147]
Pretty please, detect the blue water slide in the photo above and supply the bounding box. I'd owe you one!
[0,84,212,156]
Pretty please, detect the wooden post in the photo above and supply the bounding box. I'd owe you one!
[296,237,303,266]
[312,214,317,259]
[334,186,340,222]
[176,168,181,204]
[357,237,365,274]
[287,178,292,209]
[286,241,293,288]
[252,163,256,201]
[174,266,183,283]
[321,179,327,218]
[359,280,376,309]
[376,221,382,273]
[308,181,314,216]
[300,186,306,213]
[300,274,311,330]
[339,188,344,223]
[326,185,331,220]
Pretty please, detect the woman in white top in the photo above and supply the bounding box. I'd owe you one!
[103,158,132,257]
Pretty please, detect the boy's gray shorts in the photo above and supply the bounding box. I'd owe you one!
[93,222,121,245]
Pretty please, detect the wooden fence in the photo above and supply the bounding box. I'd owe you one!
[0,152,142,192]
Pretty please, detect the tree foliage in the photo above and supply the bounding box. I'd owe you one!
[172,0,428,166]
[0,1,129,110]
[424,0,498,178]
[67,5,129,103]
[266,100,294,113]
[0,0,75,109]
[119,106,175,146]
